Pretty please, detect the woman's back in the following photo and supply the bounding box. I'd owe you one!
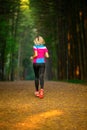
[33,44,48,63]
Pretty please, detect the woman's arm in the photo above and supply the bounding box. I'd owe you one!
[45,52,49,58]
[30,50,38,60]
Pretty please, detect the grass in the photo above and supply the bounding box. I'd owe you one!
[67,79,87,85]
[57,79,87,85]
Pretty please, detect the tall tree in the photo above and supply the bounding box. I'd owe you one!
[0,0,21,80]
[29,0,87,81]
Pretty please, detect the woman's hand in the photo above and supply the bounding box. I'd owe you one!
[30,51,38,60]
[30,56,33,60]
[45,52,49,58]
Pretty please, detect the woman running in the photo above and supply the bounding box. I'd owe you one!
[30,36,49,98]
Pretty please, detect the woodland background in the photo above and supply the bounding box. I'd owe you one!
[0,0,87,82]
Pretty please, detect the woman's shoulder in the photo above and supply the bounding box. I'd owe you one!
[33,45,37,49]
[33,44,47,49]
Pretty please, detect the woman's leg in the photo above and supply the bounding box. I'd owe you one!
[39,63,45,89]
[33,63,39,91]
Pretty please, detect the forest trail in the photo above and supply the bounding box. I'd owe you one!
[0,81,87,130]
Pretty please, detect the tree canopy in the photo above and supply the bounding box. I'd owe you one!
[0,0,87,81]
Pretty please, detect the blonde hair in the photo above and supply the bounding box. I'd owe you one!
[34,36,45,45]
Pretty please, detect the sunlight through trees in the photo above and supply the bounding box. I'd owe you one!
[0,0,87,82]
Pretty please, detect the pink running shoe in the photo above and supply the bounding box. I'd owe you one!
[35,91,39,97]
[39,89,44,99]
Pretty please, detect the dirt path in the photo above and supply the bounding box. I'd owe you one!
[0,81,87,130]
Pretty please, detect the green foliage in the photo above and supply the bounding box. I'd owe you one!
[0,0,87,81]
[0,0,21,80]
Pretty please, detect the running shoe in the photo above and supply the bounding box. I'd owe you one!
[35,91,39,97]
[39,89,44,98]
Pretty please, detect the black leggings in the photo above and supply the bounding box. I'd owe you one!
[33,63,45,91]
